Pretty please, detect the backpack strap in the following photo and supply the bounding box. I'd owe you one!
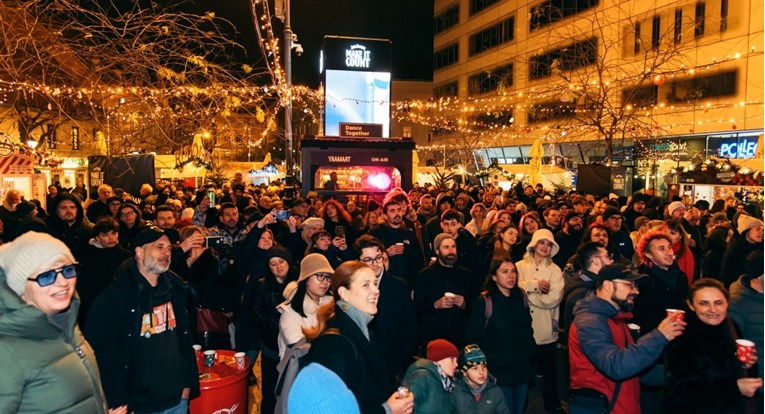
[482,295,493,334]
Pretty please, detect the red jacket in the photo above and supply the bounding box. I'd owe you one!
[569,311,641,414]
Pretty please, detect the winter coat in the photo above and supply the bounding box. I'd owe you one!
[277,294,332,357]
[306,304,392,414]
[413,262,471,348]
[516,256,564,345]
[371,271,419,382]
[250,272,296,357]
[632,262,689,334]
[450,375,511,414]
[83,259,198,412]
[560,270,597,342]
[664,313,747,414]
[729,274,764,380]
[703,235,727,280]
[569,294,670,414]
[720,233,762,287]
[0,269,108,414]
[403,359,454,414]
[465,290,535,386]
[76,242,132,326]
[368,222,424,286]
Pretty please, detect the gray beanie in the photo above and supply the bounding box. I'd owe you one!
[0,231,76,296]
[433,233,454,251]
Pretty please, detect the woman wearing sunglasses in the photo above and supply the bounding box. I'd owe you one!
[0,231,112,413]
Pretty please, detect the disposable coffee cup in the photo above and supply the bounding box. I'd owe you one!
[192,344,202,364]
[444,292,455,298]
[627,323,641,332]
[203,350,216,367]
[736,339,756,363]
[395,242,404,248]
[234,351,246,370]
[665,309,685,322]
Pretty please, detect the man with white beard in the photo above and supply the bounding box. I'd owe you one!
[85,226,198,413]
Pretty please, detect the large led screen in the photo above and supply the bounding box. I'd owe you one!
[324,69,390,137]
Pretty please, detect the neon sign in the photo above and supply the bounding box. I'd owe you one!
[719,139,757,158]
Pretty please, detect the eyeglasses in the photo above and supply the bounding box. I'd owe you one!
[27,264,79,287]
[612,280,639,291]
[360,255,385,265]
[314,273,333,282]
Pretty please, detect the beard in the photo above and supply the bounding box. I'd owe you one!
[439,253,458,266]
[611,293,636,312]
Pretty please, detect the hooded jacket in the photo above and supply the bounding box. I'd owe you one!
[45,193,90,260]
[569,294,669,414]
[516,229,564,345]
[403,358,454,414]
[0,269,108,413]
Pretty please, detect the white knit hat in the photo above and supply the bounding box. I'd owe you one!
[737,215,764,235]
[667,201,686,216]
[0,232,76,296]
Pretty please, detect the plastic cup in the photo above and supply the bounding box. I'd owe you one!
[736,339,756,363]
[665,309,685,322]
[203,350,216,367]
[234,351,246,370]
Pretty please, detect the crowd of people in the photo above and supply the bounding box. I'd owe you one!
[0,172,762,414]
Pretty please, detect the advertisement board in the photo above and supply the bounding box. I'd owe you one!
[322,36,392,138]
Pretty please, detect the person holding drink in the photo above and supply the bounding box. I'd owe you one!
[664,278,762,413]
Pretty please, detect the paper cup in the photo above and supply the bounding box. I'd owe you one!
[192,344,202,364]
[444,292,455,298]
[736,339,755,363]
[234,352,246,370]
[665,309,685,322]
[203,350,216,367]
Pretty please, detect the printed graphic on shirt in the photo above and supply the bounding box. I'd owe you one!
[140,302,177,338]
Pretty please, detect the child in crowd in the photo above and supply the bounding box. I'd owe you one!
[403,339,459,414]
[451,344,510,414]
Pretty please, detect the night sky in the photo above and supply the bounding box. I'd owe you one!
[188,0,434,87]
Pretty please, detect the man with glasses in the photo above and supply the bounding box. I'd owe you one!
[85,226,198,414]
[354,235,418,384]
[568,264,685,414]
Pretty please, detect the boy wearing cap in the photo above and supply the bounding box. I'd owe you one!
[568,264,685,414]
[403,339,459,414]
[451,345,510,414]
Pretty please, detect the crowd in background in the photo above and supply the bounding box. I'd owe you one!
[0,171,762,414]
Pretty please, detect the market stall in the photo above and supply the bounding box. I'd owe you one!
[0,150,47,207]
[677,157,764,205]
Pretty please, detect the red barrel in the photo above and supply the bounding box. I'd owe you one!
[190,350,249,414]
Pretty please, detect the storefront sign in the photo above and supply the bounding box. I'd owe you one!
[719,139,757,158]
[339,123,383,138]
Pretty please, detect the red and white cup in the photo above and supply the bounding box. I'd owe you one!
[736,339,756,363]
[234,352,247,370]
[666,309,685,322]
[192,344,202,365]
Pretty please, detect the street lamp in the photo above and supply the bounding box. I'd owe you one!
[283,0,296,198]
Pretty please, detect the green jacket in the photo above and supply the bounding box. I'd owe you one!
[450,375,510,414]
[403,358,454,414]
[0,269,107,414]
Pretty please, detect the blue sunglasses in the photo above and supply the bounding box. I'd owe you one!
[27,264,79,287]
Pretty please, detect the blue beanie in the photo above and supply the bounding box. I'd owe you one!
[287,363,359,414]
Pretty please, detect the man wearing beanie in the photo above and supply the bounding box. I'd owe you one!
[720,214,763,287]
[729,250,765,388]
[84,226,198,413]
[403,339,459,414]
[667,201,687,221]
[451,344,510,413]
[414,233,471,349]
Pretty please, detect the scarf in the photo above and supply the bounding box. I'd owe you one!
[337,299,373,340]
[436,362,455,392]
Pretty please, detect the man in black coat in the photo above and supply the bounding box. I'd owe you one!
[413,233,471,349]
[45,193,91,261]
[354,235,418,383]
[720,216,764,287]
[553,212,584,270]
[435,209,483,294]
[368,200,424,286]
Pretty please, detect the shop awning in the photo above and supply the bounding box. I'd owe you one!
[0,152,36,175]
